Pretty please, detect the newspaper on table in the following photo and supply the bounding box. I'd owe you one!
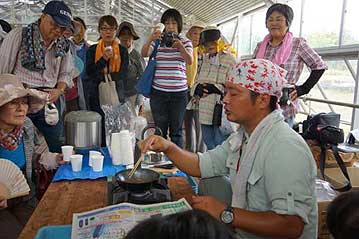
[71,198,192,239]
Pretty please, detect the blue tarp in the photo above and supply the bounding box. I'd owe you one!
[52,147,126,182]
[35,225,72,239]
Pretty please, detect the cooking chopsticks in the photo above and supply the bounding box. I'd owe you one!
[128,154,144,178]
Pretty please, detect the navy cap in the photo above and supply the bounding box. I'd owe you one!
[43,1,72,27]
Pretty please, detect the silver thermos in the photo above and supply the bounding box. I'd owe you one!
[64,111,102,149]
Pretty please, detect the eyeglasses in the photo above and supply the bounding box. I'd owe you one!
[6,98,29,109]
[100,27,117,32]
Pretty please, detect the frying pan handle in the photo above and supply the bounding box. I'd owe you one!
[141,126,163,140]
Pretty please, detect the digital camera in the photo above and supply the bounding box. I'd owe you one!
[161,32,178,47]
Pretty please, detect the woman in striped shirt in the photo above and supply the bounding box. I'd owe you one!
[141,9,193,148]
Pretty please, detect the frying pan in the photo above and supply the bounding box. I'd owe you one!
[115,168,160,191]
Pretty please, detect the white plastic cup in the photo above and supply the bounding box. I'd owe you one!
[70,154,83,172]
[61,145,74,162]
[89,151,102,167]
[92,155,104,172]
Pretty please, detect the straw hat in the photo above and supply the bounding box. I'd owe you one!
[0,74,49,113]
[186,21,205,39]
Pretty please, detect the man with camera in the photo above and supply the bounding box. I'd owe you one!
[141,9,193,148]
[139,59,318,238]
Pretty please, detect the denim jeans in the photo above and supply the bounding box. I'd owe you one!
[201,124,229,150]
[28,100,64,153]
[150,89,187,148]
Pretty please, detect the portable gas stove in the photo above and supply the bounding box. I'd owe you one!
[108,177,171,205]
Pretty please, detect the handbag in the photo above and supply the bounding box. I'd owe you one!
[99,74,120,106]
[135,40,160,97]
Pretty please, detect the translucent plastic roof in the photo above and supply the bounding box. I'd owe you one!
[0,0,265,44]
[0,0,265,26]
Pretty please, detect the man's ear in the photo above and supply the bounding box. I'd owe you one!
[256,94,271,110]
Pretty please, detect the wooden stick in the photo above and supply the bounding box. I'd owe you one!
[128,154,144,178]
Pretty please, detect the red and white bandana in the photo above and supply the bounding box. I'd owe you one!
[227,59,287,99]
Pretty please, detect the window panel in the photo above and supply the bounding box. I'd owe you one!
[286,0,301,37]
[218,19,237,44]
[237,15,251,56]
[250,9,267,54]
[300,60,355,126]
[301,0,342,48]
[343,0,359,45]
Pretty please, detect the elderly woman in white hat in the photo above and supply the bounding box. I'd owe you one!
[0,74,66,239]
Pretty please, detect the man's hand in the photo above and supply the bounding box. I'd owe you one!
[192,195,226,220]
[43,88,63,103]
[138,135,173,154]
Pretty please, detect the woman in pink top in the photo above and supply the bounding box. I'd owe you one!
[254,3,327,126]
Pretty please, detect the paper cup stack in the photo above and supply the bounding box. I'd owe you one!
[111,130,134,165]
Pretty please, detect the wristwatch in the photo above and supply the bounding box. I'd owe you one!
[220,206,234,224]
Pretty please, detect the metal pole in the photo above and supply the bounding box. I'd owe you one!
[338,0,347,47]
[299,0,305,37]
[351,52,359,129]
[344,58,357,80]
[301,96,359,109]
[151,0,154,26]
[118,0,122,23]
[231,17,239,46]
[132,0,135,23]
[11,0,15,24]
[84,0,88,39]
[105,0,110,15]
[249,15,253,53]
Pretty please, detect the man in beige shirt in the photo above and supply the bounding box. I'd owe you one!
[0,1,74,152]
[184,22,205,153]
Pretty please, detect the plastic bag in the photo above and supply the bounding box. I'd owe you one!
[101,102,136,149]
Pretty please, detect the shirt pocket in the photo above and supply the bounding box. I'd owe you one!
[246,170,263,191]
